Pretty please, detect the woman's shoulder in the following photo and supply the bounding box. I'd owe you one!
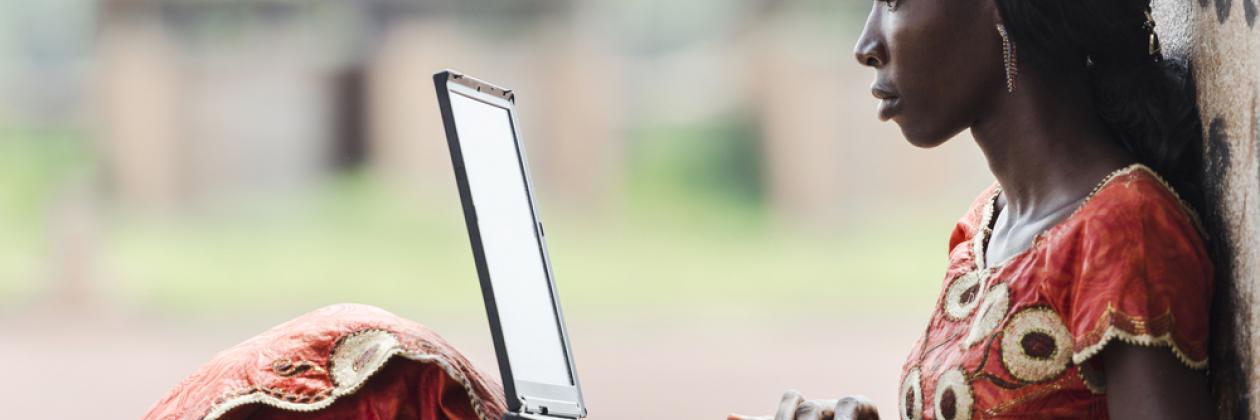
[1044,165,1214,370]
[1066,164,1206,244]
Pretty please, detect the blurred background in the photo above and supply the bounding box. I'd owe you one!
[0,0,997,418]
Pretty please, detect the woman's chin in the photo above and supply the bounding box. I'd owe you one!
[898,125,953,149]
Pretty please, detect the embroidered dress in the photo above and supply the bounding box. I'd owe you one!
[144,304,507,420]
[898,164,1212,419]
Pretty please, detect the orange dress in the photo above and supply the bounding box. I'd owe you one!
[898,164,1212,419]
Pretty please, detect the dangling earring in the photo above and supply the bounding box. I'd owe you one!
[1143,8,1163,63]
[995,24,1017,93]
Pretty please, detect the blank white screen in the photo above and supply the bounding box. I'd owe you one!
[450,90,571,386]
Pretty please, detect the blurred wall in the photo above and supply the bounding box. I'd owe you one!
[99,17,180,212]
[368,8,623,207]
[1153,0,1260,418]
[99,1,362,211]
[93,1,992,220]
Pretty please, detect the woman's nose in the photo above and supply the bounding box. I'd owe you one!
[854,20,887,68]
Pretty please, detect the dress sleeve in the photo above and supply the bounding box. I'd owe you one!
[1066,185,1213,371]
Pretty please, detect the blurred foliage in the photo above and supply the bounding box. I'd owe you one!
[0,114,954,321]
[99,175,948,321]
[0,126,90,302]
[625,112,765,222]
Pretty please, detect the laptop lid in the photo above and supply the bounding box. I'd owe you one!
[433,70,587,419]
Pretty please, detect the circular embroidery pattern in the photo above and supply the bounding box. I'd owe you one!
[1000,306,1074,383]
[943,270,985,320]
[899,368,923,420]
[962,282,1009,347]
[933,368,973,420]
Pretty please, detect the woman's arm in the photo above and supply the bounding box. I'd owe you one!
[1103,343,1216,419]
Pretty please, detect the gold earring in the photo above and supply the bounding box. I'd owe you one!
[996,24,1017,93]
[1143,8,1163,62]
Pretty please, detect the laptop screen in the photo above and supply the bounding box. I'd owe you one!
[448,89,573,387]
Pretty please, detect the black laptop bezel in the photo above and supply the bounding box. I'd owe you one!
[433,69,587,418]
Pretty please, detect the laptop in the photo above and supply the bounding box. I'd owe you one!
[433,70,589,420]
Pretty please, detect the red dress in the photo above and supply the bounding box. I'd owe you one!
[144,304,507,420]
[898,164,1212,419]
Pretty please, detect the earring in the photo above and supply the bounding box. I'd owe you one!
[1143,8,1163,62]
[995,24,1017,93]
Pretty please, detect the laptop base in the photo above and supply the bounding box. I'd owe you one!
[504,412,569,420]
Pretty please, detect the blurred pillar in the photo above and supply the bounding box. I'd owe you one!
[528,17,622,208]
[1152,0,1260,417]
[101,5,343,210]
[332,65,369,170]
[98,16,181,212]
[368,14,620,208]
[367,18,468,194]
[745,30,846,225]
[746,22,848,227]
[44,181,101,311]
[180,33,333,204]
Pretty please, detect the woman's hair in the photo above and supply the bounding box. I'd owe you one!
[994,0,1206,215]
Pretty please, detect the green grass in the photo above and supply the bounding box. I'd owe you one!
[0,119,960,320]
[0,126,90,303]
[98,174,954,320]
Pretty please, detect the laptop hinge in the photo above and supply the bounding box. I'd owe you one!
[521,396,583,418]
[504,412,555,420]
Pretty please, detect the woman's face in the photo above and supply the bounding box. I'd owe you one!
[854,0,1007,148]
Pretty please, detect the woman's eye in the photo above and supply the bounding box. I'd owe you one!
[881,0,898,10]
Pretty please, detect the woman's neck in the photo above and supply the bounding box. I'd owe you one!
[969,71,1133,221]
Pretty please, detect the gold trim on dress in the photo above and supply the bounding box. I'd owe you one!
[972,188,1001,271]
[1108,164,1207,238]
[1077,361,1107,394]
[202,329,494,420]
[271,358,327,377]
[1072,305,1207,370]
[970,162,1200,274]
[981,377,1070,417]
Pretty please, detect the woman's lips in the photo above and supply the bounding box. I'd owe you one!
[871,86,901,121]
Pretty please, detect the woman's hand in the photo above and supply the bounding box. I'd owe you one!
[727,390,880,420]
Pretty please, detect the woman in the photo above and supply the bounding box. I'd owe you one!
[733,0,1216,419]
